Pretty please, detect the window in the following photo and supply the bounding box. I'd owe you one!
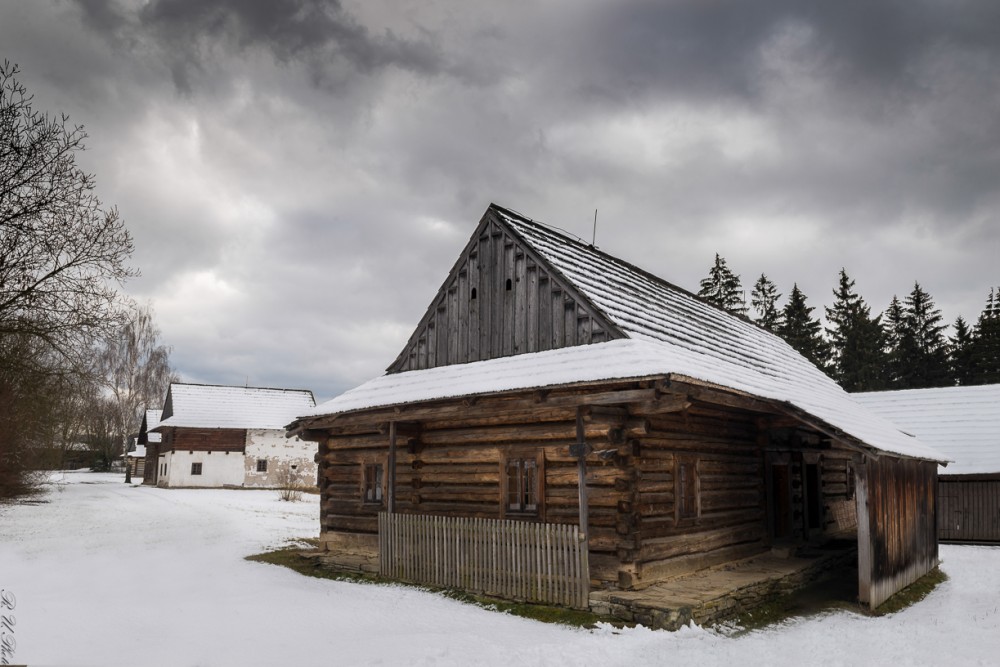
[363,463,383,504]
[506,458,539,514]
[676,458,698,520]
[191,462,203,476]
[256,459,268,473]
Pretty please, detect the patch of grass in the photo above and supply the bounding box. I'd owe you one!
[246,544,615,628]
[437,588,606,627]
[246,545,381,584]
[872,567,948,616]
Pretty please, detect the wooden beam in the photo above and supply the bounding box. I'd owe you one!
[289,428,329,442]
[387,421,397,514]
[664,378,778,414]
[575,407,590,545]
[856,458,872,607]
[296,380,666,431]
[628,395,692,416]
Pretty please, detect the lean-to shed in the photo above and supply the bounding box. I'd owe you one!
[289,203,947,610]
[855,384,1000,543]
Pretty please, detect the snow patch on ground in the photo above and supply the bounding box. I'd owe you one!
[1,472,998,666]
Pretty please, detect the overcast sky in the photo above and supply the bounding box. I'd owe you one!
[3,0,999,402]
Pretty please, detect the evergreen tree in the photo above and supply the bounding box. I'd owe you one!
[750,274,782,332]
[777,284,830,371]
[949,316,976,386]
[824,269,887,391]
[900,282,951,388]
[698,253,746,315]
[883,295,911,387]
[971,287,1000,384]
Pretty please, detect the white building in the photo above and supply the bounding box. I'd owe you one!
[152,383,317,489]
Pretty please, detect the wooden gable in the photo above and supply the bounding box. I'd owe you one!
[388,206,624,373]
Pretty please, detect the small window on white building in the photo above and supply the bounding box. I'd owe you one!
[191,462,203,475]
[256,459,267,473]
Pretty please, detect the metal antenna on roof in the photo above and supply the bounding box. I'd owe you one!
[592,209,598,246]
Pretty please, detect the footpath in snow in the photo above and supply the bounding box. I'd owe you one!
[1,471,998,666]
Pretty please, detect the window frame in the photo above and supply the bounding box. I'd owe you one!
[362,462,384,506]
[501,450,544,519]
[191,462,203,476]
[256,459,268,473]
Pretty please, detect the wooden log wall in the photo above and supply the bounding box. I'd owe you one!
[388,216,618,373]
[315,385,867,591]
[629,408,859,585]
[160,428,246,453]
[819,453,857,532]
[856,457,938,608]
[317,400,635,585]
[938,476,1000,543]
[632,405,767,582]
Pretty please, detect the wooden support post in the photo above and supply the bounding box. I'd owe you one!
[387,421,397,514]
[575,407,590,546]
[855,457,872,607]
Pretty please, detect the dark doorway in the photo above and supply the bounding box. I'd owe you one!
[771,463,792,540]
[805,463,822,533]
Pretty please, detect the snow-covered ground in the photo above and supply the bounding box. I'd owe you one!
[1,472,998,666]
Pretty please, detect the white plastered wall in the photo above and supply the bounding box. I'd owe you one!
[157,450,244,488]
[243,429,318,489]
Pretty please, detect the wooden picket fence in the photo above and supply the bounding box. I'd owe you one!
[378,512,590,609]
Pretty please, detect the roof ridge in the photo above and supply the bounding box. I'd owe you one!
[170,381,314,394]
[489,203,767,332]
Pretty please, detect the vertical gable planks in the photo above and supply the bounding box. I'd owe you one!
[468,252,481,362]
[388,212,622,373]
[503,238,515,356]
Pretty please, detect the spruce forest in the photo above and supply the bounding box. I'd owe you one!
[698,255,1000,392]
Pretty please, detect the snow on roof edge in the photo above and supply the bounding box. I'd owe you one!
[296,339,947,464]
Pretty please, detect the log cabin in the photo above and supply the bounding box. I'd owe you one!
[289,203,947,611]
[139,409,161,485]
[152,383,318,489]
[855,384,1000,543]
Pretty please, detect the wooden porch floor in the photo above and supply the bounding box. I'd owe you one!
[589,541,858,631]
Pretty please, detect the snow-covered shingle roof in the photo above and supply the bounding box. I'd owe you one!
[299,204,945,463]
[158,384,315,431]
[143,409,162,443]
[854,385,1000,474]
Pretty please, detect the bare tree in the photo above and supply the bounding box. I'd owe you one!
[1,62,136,497]
[97,303,177,481]
[1,61,135,359]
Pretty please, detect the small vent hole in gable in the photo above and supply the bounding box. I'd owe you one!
[505,278,512,291]
[471,287,477,300]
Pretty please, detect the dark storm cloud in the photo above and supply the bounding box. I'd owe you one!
[4,0,999,399]
[72,0,445,92]
[553,1,1000,108]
